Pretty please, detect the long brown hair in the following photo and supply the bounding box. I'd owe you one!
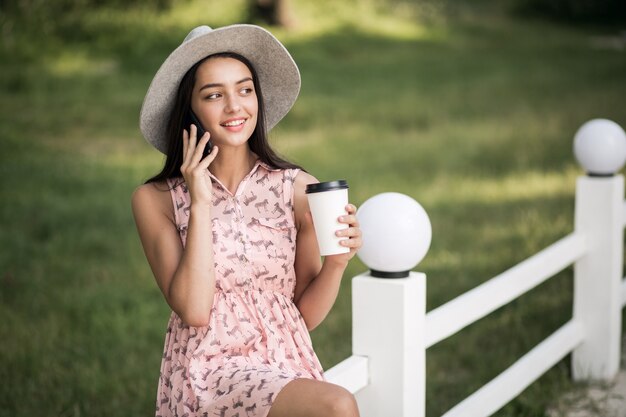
[145,52,302,185]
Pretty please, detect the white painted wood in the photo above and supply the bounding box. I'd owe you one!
[352,272,425,417]
[324,355,369,394]
[573,175,624,381]
[622,200,626,227]
[425,233,587,348]
[442,320,585,417]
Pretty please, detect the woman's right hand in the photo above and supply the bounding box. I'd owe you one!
[180,124,219,206]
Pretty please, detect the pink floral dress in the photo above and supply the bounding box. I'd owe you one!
[155,160,325,417]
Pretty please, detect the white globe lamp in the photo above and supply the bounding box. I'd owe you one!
[574,119,626,176]
[356,192,432,278]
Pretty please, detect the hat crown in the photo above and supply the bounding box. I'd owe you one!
[183,25,213,43]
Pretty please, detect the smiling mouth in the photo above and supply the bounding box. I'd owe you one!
[220,119,247,127]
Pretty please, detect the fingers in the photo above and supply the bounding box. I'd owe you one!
[198,144,219,170]
[186,124,198,162]
[182,128,189,157]
[182,124,211,164]
[345,203,357,214]
[181,125,194,170]
[336,203,362,249]
[335,226,361,239]
[181,124,214,181]
[189,132,211,166]
[337,209,359,228]
[337,227,362,249]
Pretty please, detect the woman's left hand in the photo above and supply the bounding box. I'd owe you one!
[325,203,362,266]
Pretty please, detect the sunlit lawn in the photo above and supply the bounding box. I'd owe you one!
[1,1,625,416]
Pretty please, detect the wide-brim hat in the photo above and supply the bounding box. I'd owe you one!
[140,24,300,154]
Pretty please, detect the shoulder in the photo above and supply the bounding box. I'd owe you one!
[131,181,170,207]
[293,171,318,194]
[131,180,175,223]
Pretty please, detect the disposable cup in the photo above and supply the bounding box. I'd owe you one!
[305,180,350,256]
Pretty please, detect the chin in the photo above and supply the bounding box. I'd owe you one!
[214,136,252,148]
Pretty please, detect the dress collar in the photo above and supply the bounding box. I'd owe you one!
[208,159,280,196]
[257,160,281,172]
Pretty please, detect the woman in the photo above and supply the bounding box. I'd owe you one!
[132,24,362,417]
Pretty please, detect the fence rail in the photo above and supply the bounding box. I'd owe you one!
[442,320,585,417]
[424,232,587,349]
[323,355,369,394]
[324,119,626,417]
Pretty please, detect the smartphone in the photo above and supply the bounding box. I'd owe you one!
[184,109,212,158]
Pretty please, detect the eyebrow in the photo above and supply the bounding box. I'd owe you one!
[199,77,253,92]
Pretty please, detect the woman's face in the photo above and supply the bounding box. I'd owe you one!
[190,57,258,149]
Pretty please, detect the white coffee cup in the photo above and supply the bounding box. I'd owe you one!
[305,180,350,256]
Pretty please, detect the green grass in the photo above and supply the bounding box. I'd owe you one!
[1,0,625,415]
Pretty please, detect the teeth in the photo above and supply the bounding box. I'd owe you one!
[223,119,245,127]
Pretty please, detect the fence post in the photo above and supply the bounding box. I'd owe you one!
[352,271,426,417]
[572,119,626,381]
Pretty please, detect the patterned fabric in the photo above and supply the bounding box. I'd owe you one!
[155,160,325,417]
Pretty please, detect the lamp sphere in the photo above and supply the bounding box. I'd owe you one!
[356,192,431,277]
[574,119,626,176]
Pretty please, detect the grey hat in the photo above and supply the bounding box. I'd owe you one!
[139,24,301,154]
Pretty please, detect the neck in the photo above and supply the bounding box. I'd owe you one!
[209,146,258,194]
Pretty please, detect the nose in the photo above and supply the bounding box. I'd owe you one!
[225,95,241,113]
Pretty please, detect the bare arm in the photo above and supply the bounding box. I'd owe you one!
[292,172,362,330]
[131,184,215,326]
[131,126,219,327]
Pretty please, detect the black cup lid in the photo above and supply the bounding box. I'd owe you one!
[305,180,349,194]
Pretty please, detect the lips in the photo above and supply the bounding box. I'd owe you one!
[220,118,247,127]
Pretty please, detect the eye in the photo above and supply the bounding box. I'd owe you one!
[241,87,254,95]
[205,92,221,100]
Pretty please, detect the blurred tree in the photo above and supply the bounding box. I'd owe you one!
[512,0,626,23]
[247,0,295,28]
[0,0,180,47]
[0,0,177,13]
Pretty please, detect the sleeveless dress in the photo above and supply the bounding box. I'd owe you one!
[155,160,325,417]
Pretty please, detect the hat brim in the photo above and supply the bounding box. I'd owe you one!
[140,24,300,154]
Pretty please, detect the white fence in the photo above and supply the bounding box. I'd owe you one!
[324,119,626,416]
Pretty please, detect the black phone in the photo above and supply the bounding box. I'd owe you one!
[184,109,212,158]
